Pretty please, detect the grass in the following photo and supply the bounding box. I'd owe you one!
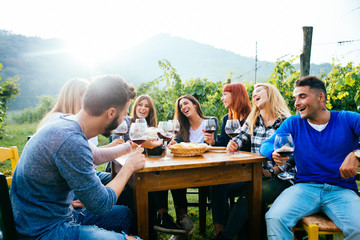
[1,121,357,239]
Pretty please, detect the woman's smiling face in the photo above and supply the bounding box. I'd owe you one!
[221,91,232,109]
[135,99,150,119]
[179,98,197,118]
[252,86,268,110]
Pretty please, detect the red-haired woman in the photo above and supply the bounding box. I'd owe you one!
[205,83,251,147]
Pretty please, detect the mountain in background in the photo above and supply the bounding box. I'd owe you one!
[0,30,332,109]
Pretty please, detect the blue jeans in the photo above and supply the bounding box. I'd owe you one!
[40,206,142,240]
[266,183,360,240]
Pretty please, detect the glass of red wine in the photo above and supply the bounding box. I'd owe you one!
[129,122,148,146]
[225,119,241,154]
[172,120,180,135]
[157,121,174,160]
[203,118,216,135]
[114,120,128,139]
[274,133,295,180]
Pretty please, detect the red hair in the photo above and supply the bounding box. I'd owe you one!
[223,83,251,121]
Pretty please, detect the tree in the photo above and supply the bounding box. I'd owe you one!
[0,63,20,137]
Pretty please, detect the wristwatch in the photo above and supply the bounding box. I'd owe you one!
[269,168,275,177]
[354,149,360,160]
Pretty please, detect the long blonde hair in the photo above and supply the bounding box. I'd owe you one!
[37,78,89,130]
[247,83,291,135]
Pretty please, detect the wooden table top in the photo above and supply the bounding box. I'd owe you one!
[114,150,267,173]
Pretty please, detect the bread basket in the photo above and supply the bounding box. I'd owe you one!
[169,143,208,157]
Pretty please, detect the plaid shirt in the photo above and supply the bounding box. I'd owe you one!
[233,114,296,173]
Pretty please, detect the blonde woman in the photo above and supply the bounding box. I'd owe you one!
[211,83,294,240]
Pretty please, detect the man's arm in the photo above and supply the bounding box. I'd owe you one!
[106,147,145,197]
[339,150,360,179]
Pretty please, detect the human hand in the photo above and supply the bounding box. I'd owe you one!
[141,138,163,149]
[226,140,238,152]
[339,151,359,179]
[71,199,85,209]
[106,139,125,147]
[271,149,290,166]
[124,147,146,172]
[168,140,177,146]
[203,130,215,145]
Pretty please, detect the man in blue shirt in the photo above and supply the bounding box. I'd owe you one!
[259,75,360,239]
[10,75,145,240]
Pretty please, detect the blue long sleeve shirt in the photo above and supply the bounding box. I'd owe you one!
[259,111,360,192]
[10,116,117,239]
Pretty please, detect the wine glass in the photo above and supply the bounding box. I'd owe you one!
[274,133,295,180]
[114,120,128,140]
[129,122,148,146]
[172,120,180,135]
[157,121,174,160]
[135,118,147,124]
[203,119,216,134]
[225,119,241,154]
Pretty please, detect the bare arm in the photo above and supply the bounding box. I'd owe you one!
[106,147,146,197]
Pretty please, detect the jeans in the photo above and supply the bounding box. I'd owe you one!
[266,183,360,240]
[213,177,291,239]
[39,206,142,240]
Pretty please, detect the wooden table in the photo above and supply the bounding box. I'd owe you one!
[114,150,267,240]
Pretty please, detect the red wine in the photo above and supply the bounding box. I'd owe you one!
[132,139,146,145]
[278,148,294,157]
[157,132,172,142]
[226,132,239,138]
[174,130,179,135]
[115,132,126,137]
[205,130,215,134]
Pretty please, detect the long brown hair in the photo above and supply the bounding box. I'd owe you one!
[130,94,157,127]
[173,94,206,142]
[223,83,251,121]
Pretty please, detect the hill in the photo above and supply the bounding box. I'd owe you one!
[0,30,332,109]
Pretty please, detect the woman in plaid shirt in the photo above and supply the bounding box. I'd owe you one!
[211,83,294,240]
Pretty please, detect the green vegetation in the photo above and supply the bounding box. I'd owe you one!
[1,57,359,240]
[0,63,20,137]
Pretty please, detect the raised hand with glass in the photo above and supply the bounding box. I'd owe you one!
[274,133,295,180]
[129,122,148,146]
[225,119,241,153]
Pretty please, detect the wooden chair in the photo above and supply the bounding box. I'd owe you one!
[293,173,360,240]
[187,187,210,235]
[187,187,235,236]
[0,173,17,240]
[0,146,20,185]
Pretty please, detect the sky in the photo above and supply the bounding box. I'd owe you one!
[1,0,360,65]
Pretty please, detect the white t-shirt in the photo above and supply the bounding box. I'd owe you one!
[189,119,205,143]
[307,120,328,132]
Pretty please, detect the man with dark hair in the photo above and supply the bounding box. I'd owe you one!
[11,75,144,240]
[260,75,360,239]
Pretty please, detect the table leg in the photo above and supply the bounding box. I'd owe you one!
[249,162,263,240]
[136,173,149,240]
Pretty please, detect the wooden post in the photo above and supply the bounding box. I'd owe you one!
[300,26,313,77]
